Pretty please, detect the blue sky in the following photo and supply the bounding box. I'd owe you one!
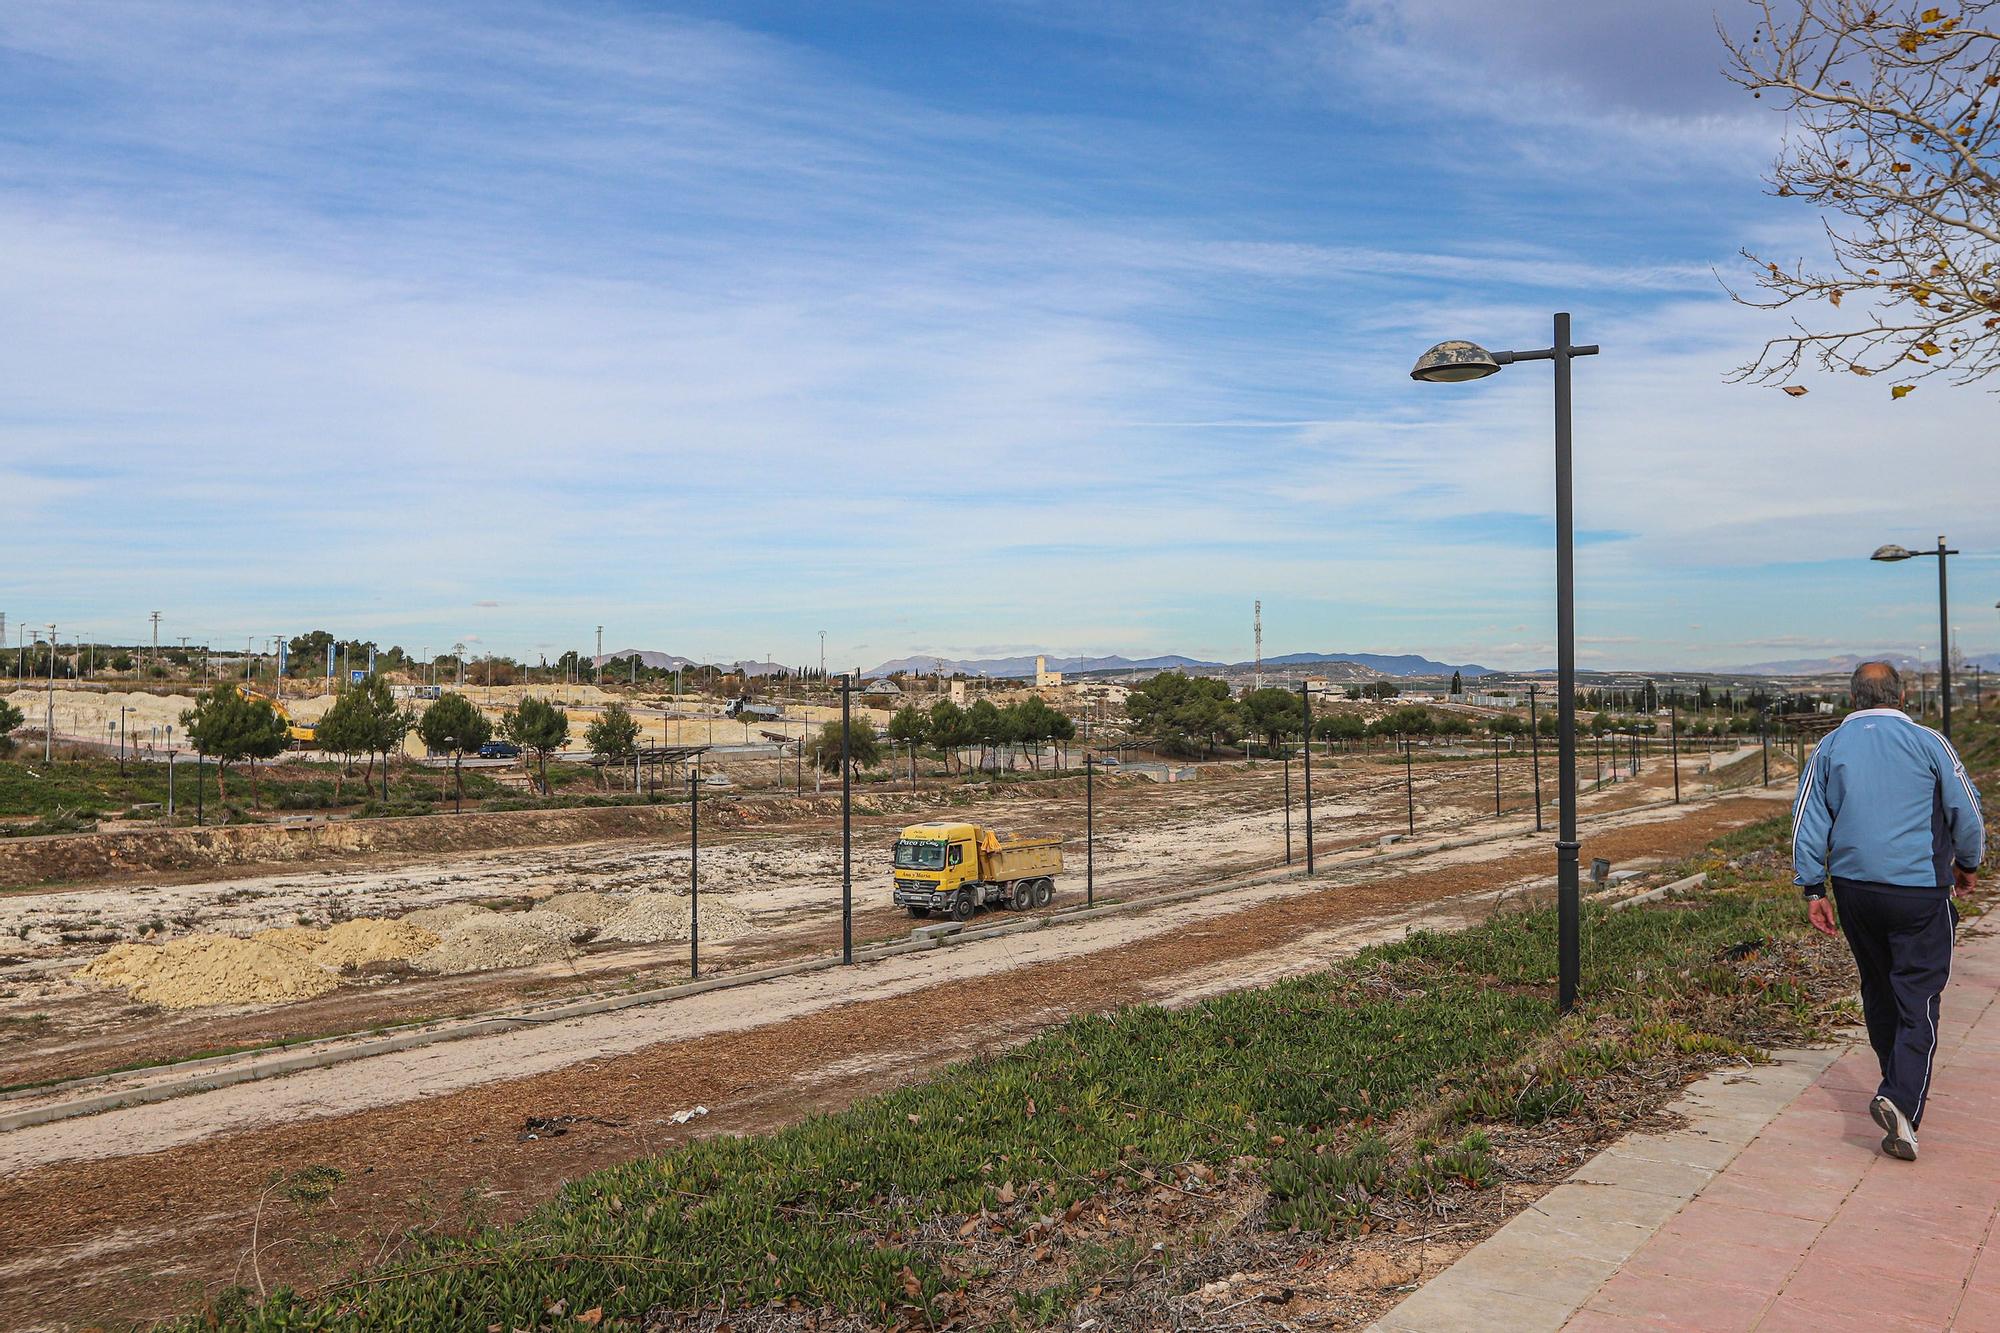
[3,0,1994,672]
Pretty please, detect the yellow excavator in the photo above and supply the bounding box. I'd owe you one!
[235,683,317,747]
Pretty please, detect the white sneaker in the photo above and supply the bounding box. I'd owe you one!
[1871,1095,1918,1161]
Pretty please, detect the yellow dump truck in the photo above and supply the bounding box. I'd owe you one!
[892,822,1064,921]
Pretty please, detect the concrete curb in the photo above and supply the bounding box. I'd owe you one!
[0,786,1752,1133]
[1368,1038,1849,1333]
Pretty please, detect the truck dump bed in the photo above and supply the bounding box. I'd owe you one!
[980,833,1063,881]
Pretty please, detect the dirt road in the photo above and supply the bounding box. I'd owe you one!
[0,787,1783,1329]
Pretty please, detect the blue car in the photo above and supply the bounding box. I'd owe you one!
[478,740,521,758]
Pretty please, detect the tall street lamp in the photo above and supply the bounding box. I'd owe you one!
[1413,312,1598,1013]
[1871,536,1957,739]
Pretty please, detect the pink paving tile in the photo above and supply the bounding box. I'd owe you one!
[1784,1249,1966,1325]
[1802,1221,1977,1284]
[1562,1308,1697,1332]
[1622,1232,1800,1294]
[1585,1269,1769,1332]
[1698,1171,1854,1223]
[1673,1196,1828,1251]
[1962,1233,2000,1290]
[1754,1297,1939,1332]
[1845,1167,1999,1231]
[1952,1284,2000,1328]
[1820,1052,1889,1093]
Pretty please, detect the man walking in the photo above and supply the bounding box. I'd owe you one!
[1795,661,1983,1161]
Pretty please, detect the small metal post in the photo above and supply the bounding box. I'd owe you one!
[689,765,700,978]
[455,752,464,813]
[1670,704,1680,804]
[1493,733,1501,816]
[1528,684,1543,832]
[1299,680,1314,873]
[1282,748,1292,865]
[167,750,176,817]
[1403,736,1415,835]
[841,673,852,965]
[196,751,205,826]
[1085,753,1095,906]
[1761,717,1770,788]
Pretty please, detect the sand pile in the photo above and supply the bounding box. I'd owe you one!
[312,919,440,971]
[403,903,488,932]
[415,913,584,973]
[80,936,340,1010]
[252,926,329,955]
[598,892,755,944]
[541,891,623,926]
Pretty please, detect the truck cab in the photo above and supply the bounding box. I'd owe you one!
[892,821,1061,922]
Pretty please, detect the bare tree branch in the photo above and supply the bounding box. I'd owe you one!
[1721,1,2000,393]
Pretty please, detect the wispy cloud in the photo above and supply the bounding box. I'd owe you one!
[0,1,1990,671]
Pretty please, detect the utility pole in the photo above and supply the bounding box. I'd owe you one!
[596,626,603,685]
[819,630,827,681]
[150,611,161,674]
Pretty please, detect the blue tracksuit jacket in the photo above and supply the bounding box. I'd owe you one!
[1792,708,1984,893]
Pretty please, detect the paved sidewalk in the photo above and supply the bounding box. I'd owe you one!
[1374,918,2000,1332]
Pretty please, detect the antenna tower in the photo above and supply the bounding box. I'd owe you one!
[1254,600,1263,690]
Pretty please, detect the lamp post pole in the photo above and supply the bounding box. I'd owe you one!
[1871,537,1958,738]
[1938,539,1952,738]
[1411,311,1595,1012]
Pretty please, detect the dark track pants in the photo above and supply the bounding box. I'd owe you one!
[1831,879,1956,1127]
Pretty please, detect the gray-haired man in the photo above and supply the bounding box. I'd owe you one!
[1793,661,1983,1161]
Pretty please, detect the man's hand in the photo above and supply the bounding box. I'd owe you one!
[1954,864,1977,898]
[1807,896,1839,936]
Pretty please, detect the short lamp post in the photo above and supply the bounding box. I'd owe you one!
[1413,313,1598,1014]
[1872,537,1958,739]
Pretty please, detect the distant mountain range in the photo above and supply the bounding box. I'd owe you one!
[861,651,1495,681]
[593,648,695,671]
[1720,652,2000,676]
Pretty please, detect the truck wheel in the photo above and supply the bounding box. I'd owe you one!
[907,906,928,920]
[950,889,975,922]
[1013,884,1034,910]
[1036,878,1054,907]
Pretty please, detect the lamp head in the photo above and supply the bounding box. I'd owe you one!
[1410,340,1503,383]
[1871,544,1914,562]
